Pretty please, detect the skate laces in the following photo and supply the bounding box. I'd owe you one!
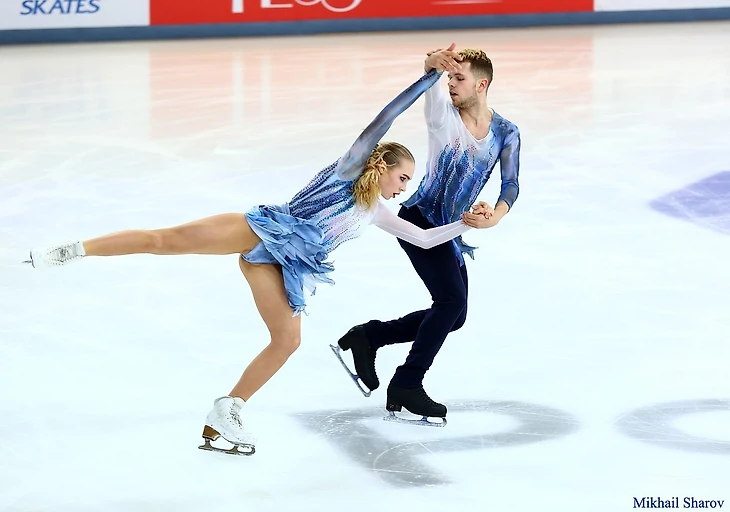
[47,245,77,264]
[231,407,243,428]
[366,346,377,372]
[54,247,70,260]
[226,399,244,428]
[416,387,437,405]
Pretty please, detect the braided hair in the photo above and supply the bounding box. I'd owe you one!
[353,141,414,209]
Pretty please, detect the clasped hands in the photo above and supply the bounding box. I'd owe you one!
[461,201,500,229]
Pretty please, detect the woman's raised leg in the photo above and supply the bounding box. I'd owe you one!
[27,213,264,268]
[83,213,260,256]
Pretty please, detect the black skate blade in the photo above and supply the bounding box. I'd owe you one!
[383,411,447,427]
[198,438,256,456]
[329,344,371,397]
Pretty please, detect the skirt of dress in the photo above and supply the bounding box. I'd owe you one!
[242,203,335,316]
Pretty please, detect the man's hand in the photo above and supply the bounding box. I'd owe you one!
[425,43,462,73]
[461,211,500,229]
[470,201,494,218]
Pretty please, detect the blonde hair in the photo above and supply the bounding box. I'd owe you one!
[458,48,493,86]
[353,142,414,210]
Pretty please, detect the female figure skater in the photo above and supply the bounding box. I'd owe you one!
[25,68,490,455]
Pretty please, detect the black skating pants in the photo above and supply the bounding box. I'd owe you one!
[363,205,468,389]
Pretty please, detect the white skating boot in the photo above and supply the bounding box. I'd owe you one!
[23,241,86,268]
[198,396,256,456]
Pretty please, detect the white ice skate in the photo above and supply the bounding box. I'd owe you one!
[23,242,86,268]
[198,396,256,456]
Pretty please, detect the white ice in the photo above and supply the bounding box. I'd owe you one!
[1,22,730,512]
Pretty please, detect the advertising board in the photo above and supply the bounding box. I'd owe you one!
[0,0,150,30]
[150,0,594,26]
[595,0,730,11]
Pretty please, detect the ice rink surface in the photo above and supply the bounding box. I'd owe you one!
[1,21,729,512]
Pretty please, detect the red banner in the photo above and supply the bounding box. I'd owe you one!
[150,0,594,26]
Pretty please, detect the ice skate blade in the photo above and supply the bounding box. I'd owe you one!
[329,344,371,397]
[198,438,255,456]
[198,426,255,456]
[383,411,447,427]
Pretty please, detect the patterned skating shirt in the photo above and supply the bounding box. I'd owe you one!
[402,69,521,262]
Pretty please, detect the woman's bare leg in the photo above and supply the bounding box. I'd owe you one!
[82,213,260,256]
[230,257,301,401]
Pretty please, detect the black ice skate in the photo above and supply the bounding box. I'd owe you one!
[384,385,447,427]
[329,325,379,397]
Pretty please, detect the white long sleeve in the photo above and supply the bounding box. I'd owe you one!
[370,201,471,249]
[424,70,449,131]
